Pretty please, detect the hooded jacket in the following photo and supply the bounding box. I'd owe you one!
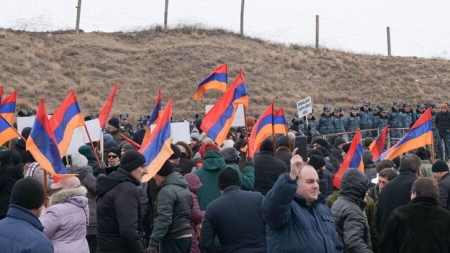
[40,187,89,253]
[254,150,287,196]
[96,168,144,253]
[0,150,24,219]
[149,172,193,248]
[194,150,253,210]
[331,170,372,253]
[184,173,204,253]
[78,145,101,177]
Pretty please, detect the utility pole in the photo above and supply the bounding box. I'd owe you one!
[75,0,82,35]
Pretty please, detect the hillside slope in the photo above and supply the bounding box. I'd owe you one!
[0,27,449,122]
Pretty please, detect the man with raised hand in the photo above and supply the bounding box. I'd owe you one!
[262,148,343,253]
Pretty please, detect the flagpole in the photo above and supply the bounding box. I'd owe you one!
[83,124,103,170]
[271,104,276,156]
[431,143,435,164]
[43,170,48,208]
[243,106,250,158]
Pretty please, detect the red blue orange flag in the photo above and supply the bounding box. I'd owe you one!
[26,99,70,177]
[193,63,228,100]
[375,108,432,162]
[49,90,85,157]
[274,106,288,135]
[200,69,249,146]
[98,83,118,128]
[139,99,174,182]
[0,115,21,147]
[142,90,162,145]
[333,128,364,189]
[369,125,389,161]
[248,103,275,158]
[0,90,17,125]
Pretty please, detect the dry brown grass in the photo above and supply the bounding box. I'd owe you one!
[0,27,449,122]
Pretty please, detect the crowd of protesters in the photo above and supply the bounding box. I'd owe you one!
[0,106,449,253]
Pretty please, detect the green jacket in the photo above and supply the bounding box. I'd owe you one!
[149,172,192,247]
[327,191,381,253]
[420,160,433,179]
[108,129,130,145]
[194,150,254,211]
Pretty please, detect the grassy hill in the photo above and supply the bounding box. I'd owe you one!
[1,27,449,123]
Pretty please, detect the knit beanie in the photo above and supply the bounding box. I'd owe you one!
[103,134,113,142]
[190,132,200,141]
[342,142,351,153]
[218,167,241,190]
[104,140,118,150]
[120,150,146,171]
[317,146,329,157]
[10,178,45,209]
[221,148,239,164]
[122,143,135,152]
[107,147,122,159]
[70,152,89,166]
[222,139,235,150]
[308,155,326,171]
[199,143,221,157]
[108,118,120,129]
[169,143,181,160]
[21,127,32,140]
[415,148,430,160]
[78,145,95,160]
[157,160,174,177]
[276,135,290,148]
[308,149,324,158]
[432,160,449,172]
[313,138,329,149]
[363,137,374,149]
[334,137,346,147]
[260,137,274,152]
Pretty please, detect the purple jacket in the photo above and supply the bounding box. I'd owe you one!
[40,187,89,253]
[184,173,205,253]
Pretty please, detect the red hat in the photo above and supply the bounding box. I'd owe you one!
[199,143,221,157]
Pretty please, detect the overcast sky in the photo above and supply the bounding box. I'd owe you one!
[1,0,449,59]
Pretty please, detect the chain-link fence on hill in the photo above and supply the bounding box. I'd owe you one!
[0,0,449,59]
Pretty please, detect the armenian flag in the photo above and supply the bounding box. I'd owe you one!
[369,125,389,161]
[333,128,364,189]
[274,106,287,135]
[248,103,274,158]
[193,63,227,100]
[0,115,21,147]
[26,99,69,177]
[375,108,432,162]
[200,69,249,146]
[0,90,17,125]
[98,83,118,128]
[139,99,173,182]
[49,90,85,157]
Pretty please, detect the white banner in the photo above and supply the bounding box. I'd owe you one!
[296,96,313,118]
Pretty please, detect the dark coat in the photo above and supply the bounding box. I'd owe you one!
[178,157,196,175]
[381,197,450,253]
[276,148,292,171]
[331,170,372,253]
[436,111,450,131]
[0,163,23,219]
[262,174,343,253]
[376,171,417,237]
[253,151,287,195]
[11,138,34,164]
[200,186,266,253]
[96,168,144,253]
[0,204,54,252]
[149,172,193,248]
[438,172,450,210]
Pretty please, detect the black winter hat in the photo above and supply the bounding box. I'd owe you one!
[313,138,329,149]
[120,150,146,171]
[221,148,239,164]
[317,146,329,157]
[10,178,45,210]
[276,135,290,148]
[108,117,120,129]
[107,147,122,159]
[21,127,32,140]
[260,137,274,152]
[334,137,346,147]
[289,124,299,132]
[308,149,324,158]
[157,160,173,177]
[218,167,241,190]
[169,144,181,160]
[432,160,449,172]
[104,140,118,150]
[342,142,351,153]
[308,155,326,171]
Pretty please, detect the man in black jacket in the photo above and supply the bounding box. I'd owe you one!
[96,150,148,253]
[200,168,266,253]
[376,155,420,238]
[253,137,287,195]
[432,160,450,210]
[436,104,450,161]
[381,178,450,253]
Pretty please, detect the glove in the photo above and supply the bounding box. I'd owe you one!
[146,247,158,253]
[245,157,255,167]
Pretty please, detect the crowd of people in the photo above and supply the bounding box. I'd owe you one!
[0,109,449,253]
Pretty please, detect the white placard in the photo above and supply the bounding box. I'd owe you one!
[296,96,313,118]
[17,116,36,134]
[150,121,190,144]
[205,104,245,127]
[66,119,101,155]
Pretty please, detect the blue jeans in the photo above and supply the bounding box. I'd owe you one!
[439,130,450,159]
[160,237,192,253]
